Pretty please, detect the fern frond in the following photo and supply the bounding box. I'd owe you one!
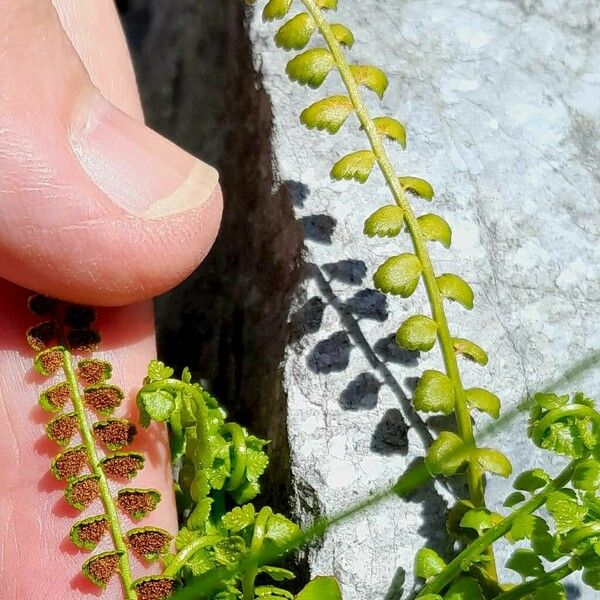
[26,295,168,600]
[266,0,505,579]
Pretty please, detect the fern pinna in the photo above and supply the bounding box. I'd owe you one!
[26,294,175,600]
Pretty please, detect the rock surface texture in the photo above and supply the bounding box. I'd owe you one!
[247,1,600,598]
[122,0,599,598]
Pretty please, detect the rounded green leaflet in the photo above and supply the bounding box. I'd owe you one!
[459,507,500,536]
[373,253,422,297]
[222,504,256,532]
[465,387,501,419]
[413,369,455,414]
[475,447,512,478]
[571,459,600,492]
[274,13,315,50]
[286,48,335,88]
[416,213,452,248]
[363,205,404,238]
[425,431,469,477]
[534,392,569,410]
[330,23,354,47]
[348,64,388,98]
[330,149,375,182]
[583,566,600,591]
[415,547,446,580]
[444,576,484,600]
[513,468,550,492]
[399,176,434,200]
[506,548,545,579]
[504,491,526,508]
[316,0,338,9]
[296,576,342,600]
[452,337,488,365]
[300,95,354,134]
[546,490,586,534]
[396,315,438,352]
[139,388,175,425]
[436,273,474,309]
[262,0,293,20]
[372,116,406,149]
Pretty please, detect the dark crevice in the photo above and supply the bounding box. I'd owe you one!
[121,0,308,589]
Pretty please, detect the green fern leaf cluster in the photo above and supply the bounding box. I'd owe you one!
[255,0,511,504]
[417,392,600,598]
[138,361,341,600]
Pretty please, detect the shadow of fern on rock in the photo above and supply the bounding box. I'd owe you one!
[289,296,326,343]
[343,288,388,322]
[309,264,435,450]
[339,372,382,410]
[307,330,352,373]
[322,259,367,285]
[299,214,337,244]
[284,179,310,208]
[370,408,408,455]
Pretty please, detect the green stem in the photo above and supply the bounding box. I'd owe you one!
[163,535,222,578]
[62,350,136,600]
[302,0,490,572]
[416,460,577,597]
[223,423,247,491]
[492,560,576,600]
[242,507,272,600]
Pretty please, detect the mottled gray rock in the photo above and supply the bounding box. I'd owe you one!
[246,1,600,598]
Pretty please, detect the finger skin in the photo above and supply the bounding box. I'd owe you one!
[51,0,145,121]
[0,1,183,598]
[0,0,222,306]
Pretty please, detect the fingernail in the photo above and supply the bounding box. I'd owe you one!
[70,92,219,218]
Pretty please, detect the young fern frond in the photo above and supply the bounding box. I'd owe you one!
[136,362,339,600]
[27,296,174,600]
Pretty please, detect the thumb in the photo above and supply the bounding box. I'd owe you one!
[0,1,222,306]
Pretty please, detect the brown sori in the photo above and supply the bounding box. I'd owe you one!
[93,419,137,451]
[133,577,177,600]
[117,489,161,520]
[126,527,173,562]
[84,384,124,415]
[46,413,78,446]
